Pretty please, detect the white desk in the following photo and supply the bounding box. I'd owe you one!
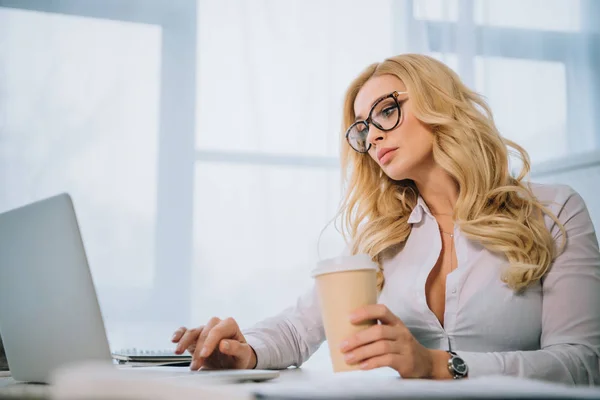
[201,368,600,400]
[0,374,50,398]
[2,367,600,400]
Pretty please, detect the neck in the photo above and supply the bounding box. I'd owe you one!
[411,162,459,216]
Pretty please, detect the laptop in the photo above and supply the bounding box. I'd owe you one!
[0,193,279,383]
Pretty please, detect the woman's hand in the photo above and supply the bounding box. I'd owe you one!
[171,317,257,371]
[340,304,451,379]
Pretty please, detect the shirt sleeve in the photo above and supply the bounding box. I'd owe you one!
[242,284,326,370]
[457,187,600,385]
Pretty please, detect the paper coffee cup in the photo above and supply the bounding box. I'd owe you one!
[312,254,378,372]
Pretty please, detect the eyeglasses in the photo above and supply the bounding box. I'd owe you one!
[345,91,407,153]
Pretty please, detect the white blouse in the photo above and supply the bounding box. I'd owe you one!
[243,183,600,385]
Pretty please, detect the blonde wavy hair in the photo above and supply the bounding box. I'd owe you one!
[337,54,565,292]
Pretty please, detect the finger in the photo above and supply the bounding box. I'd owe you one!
[219,339,250,359]
[218,339,236,355]
[171,326,187,343]
[358,353,396,372]
[191,318,221,369]
[200,318,241,360]
[175,327,202,354]
[340,324,396,352]
[343,340,398,365]
[349,304,402,326]
[186,344,196,355]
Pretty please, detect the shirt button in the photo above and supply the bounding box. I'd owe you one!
[451,288,457,294]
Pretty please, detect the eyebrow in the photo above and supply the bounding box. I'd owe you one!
[354,92,397,122]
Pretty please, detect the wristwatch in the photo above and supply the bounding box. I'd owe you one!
[447,351,468,379]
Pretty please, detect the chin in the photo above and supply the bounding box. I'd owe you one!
[382,166,411,181]
[381,158,414,181]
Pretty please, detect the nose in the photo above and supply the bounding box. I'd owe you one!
[365,123,386,148]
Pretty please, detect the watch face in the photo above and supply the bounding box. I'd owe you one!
[452,357,468,375]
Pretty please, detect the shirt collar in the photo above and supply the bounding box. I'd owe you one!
[407,196,434,224]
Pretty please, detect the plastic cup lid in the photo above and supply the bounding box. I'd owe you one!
[311,254,378,278]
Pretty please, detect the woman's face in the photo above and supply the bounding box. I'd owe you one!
[353,74,435,181]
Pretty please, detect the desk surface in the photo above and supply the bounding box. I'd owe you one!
[2,368,600,400]
[0,369,321,399]
[0,374,49,399]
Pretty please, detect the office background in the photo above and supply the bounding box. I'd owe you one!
[0,0,599,365]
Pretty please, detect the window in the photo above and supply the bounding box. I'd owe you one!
[0,5,162,350]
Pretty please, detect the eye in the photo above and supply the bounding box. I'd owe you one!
[357,125,368,135]
[382,105,398,117]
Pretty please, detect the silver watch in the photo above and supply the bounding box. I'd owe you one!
[447,351,468,379]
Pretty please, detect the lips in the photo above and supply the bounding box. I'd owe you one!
[377,147,398,164]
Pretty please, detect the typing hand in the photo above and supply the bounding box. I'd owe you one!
[339,304,438,378]
[171,317,257,371]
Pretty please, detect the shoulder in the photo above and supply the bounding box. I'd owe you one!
[528,182,580,209]
[528,182,595,242]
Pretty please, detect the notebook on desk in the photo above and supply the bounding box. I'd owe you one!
[111,349,192,365]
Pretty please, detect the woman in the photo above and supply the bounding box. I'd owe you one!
[171,54,600,384]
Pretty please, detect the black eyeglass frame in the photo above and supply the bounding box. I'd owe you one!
[345,90,408,153]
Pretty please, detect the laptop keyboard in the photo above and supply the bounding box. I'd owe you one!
[112,349,183,357]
